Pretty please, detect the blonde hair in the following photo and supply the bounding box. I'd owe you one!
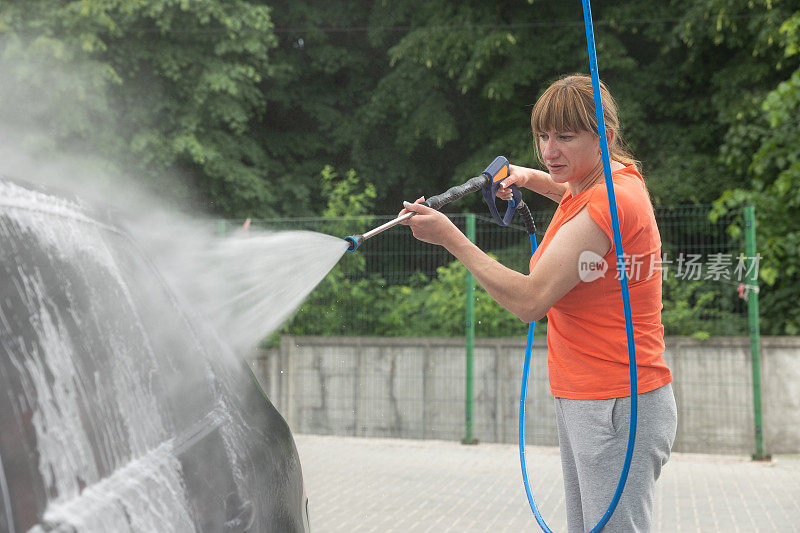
[531,74,638,169]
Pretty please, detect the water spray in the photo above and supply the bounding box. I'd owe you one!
[343,156,536,252]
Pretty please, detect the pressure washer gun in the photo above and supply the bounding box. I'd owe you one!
[344,156,537,252]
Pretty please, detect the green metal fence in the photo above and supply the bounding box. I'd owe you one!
[250,204,752,339]
[238,204,767,456]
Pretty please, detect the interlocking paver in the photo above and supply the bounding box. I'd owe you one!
[295,434,800,532]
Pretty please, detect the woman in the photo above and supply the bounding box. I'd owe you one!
[399,74,677,532]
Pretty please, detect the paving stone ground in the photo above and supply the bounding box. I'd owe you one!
[294,434,800,532]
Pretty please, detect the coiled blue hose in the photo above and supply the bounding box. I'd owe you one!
[518,1,639,531]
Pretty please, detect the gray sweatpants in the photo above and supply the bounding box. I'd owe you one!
[554,383,677,533]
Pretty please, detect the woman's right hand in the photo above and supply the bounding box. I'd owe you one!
[496,164,532,200]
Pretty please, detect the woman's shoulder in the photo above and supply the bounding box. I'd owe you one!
[587,164,648,207]
[583,164,656,238]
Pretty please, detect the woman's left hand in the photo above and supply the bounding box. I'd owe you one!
[398,197,461,247]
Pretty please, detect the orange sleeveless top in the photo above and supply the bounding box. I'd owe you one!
[529,164,672,399]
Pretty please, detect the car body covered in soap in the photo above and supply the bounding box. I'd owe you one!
[0,176,310,533]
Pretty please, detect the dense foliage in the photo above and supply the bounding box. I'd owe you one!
[711,9,800,334]
[2,0,799,334]
[1,0,279,214]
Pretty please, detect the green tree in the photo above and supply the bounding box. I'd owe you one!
[291,0,797,214]
[7,1,795,219]
[1,0,279,217]
[712,8,800,334]
[256,0,394,216]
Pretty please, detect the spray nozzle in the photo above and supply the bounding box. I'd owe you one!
[344,235,363,252]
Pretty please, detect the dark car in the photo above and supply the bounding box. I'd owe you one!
[0,176,310,532]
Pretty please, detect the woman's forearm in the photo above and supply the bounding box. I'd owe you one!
[400,198,598,324]
[515,166,567,202]
[444,232,546,323]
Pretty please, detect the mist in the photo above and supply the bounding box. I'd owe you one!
[0,39,347,358]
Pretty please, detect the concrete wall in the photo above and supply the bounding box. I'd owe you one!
[251,336,800,455]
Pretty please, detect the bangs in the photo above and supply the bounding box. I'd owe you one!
[531,83,597,135]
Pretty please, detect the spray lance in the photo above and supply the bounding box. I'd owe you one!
[343,156,537,252]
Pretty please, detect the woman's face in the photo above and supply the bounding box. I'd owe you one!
[537,129,602,184]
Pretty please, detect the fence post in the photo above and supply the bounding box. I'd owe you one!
[462,214,478,444]
[744,206,769,460]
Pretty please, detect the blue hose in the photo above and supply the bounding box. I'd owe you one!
[518,1,639,531]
